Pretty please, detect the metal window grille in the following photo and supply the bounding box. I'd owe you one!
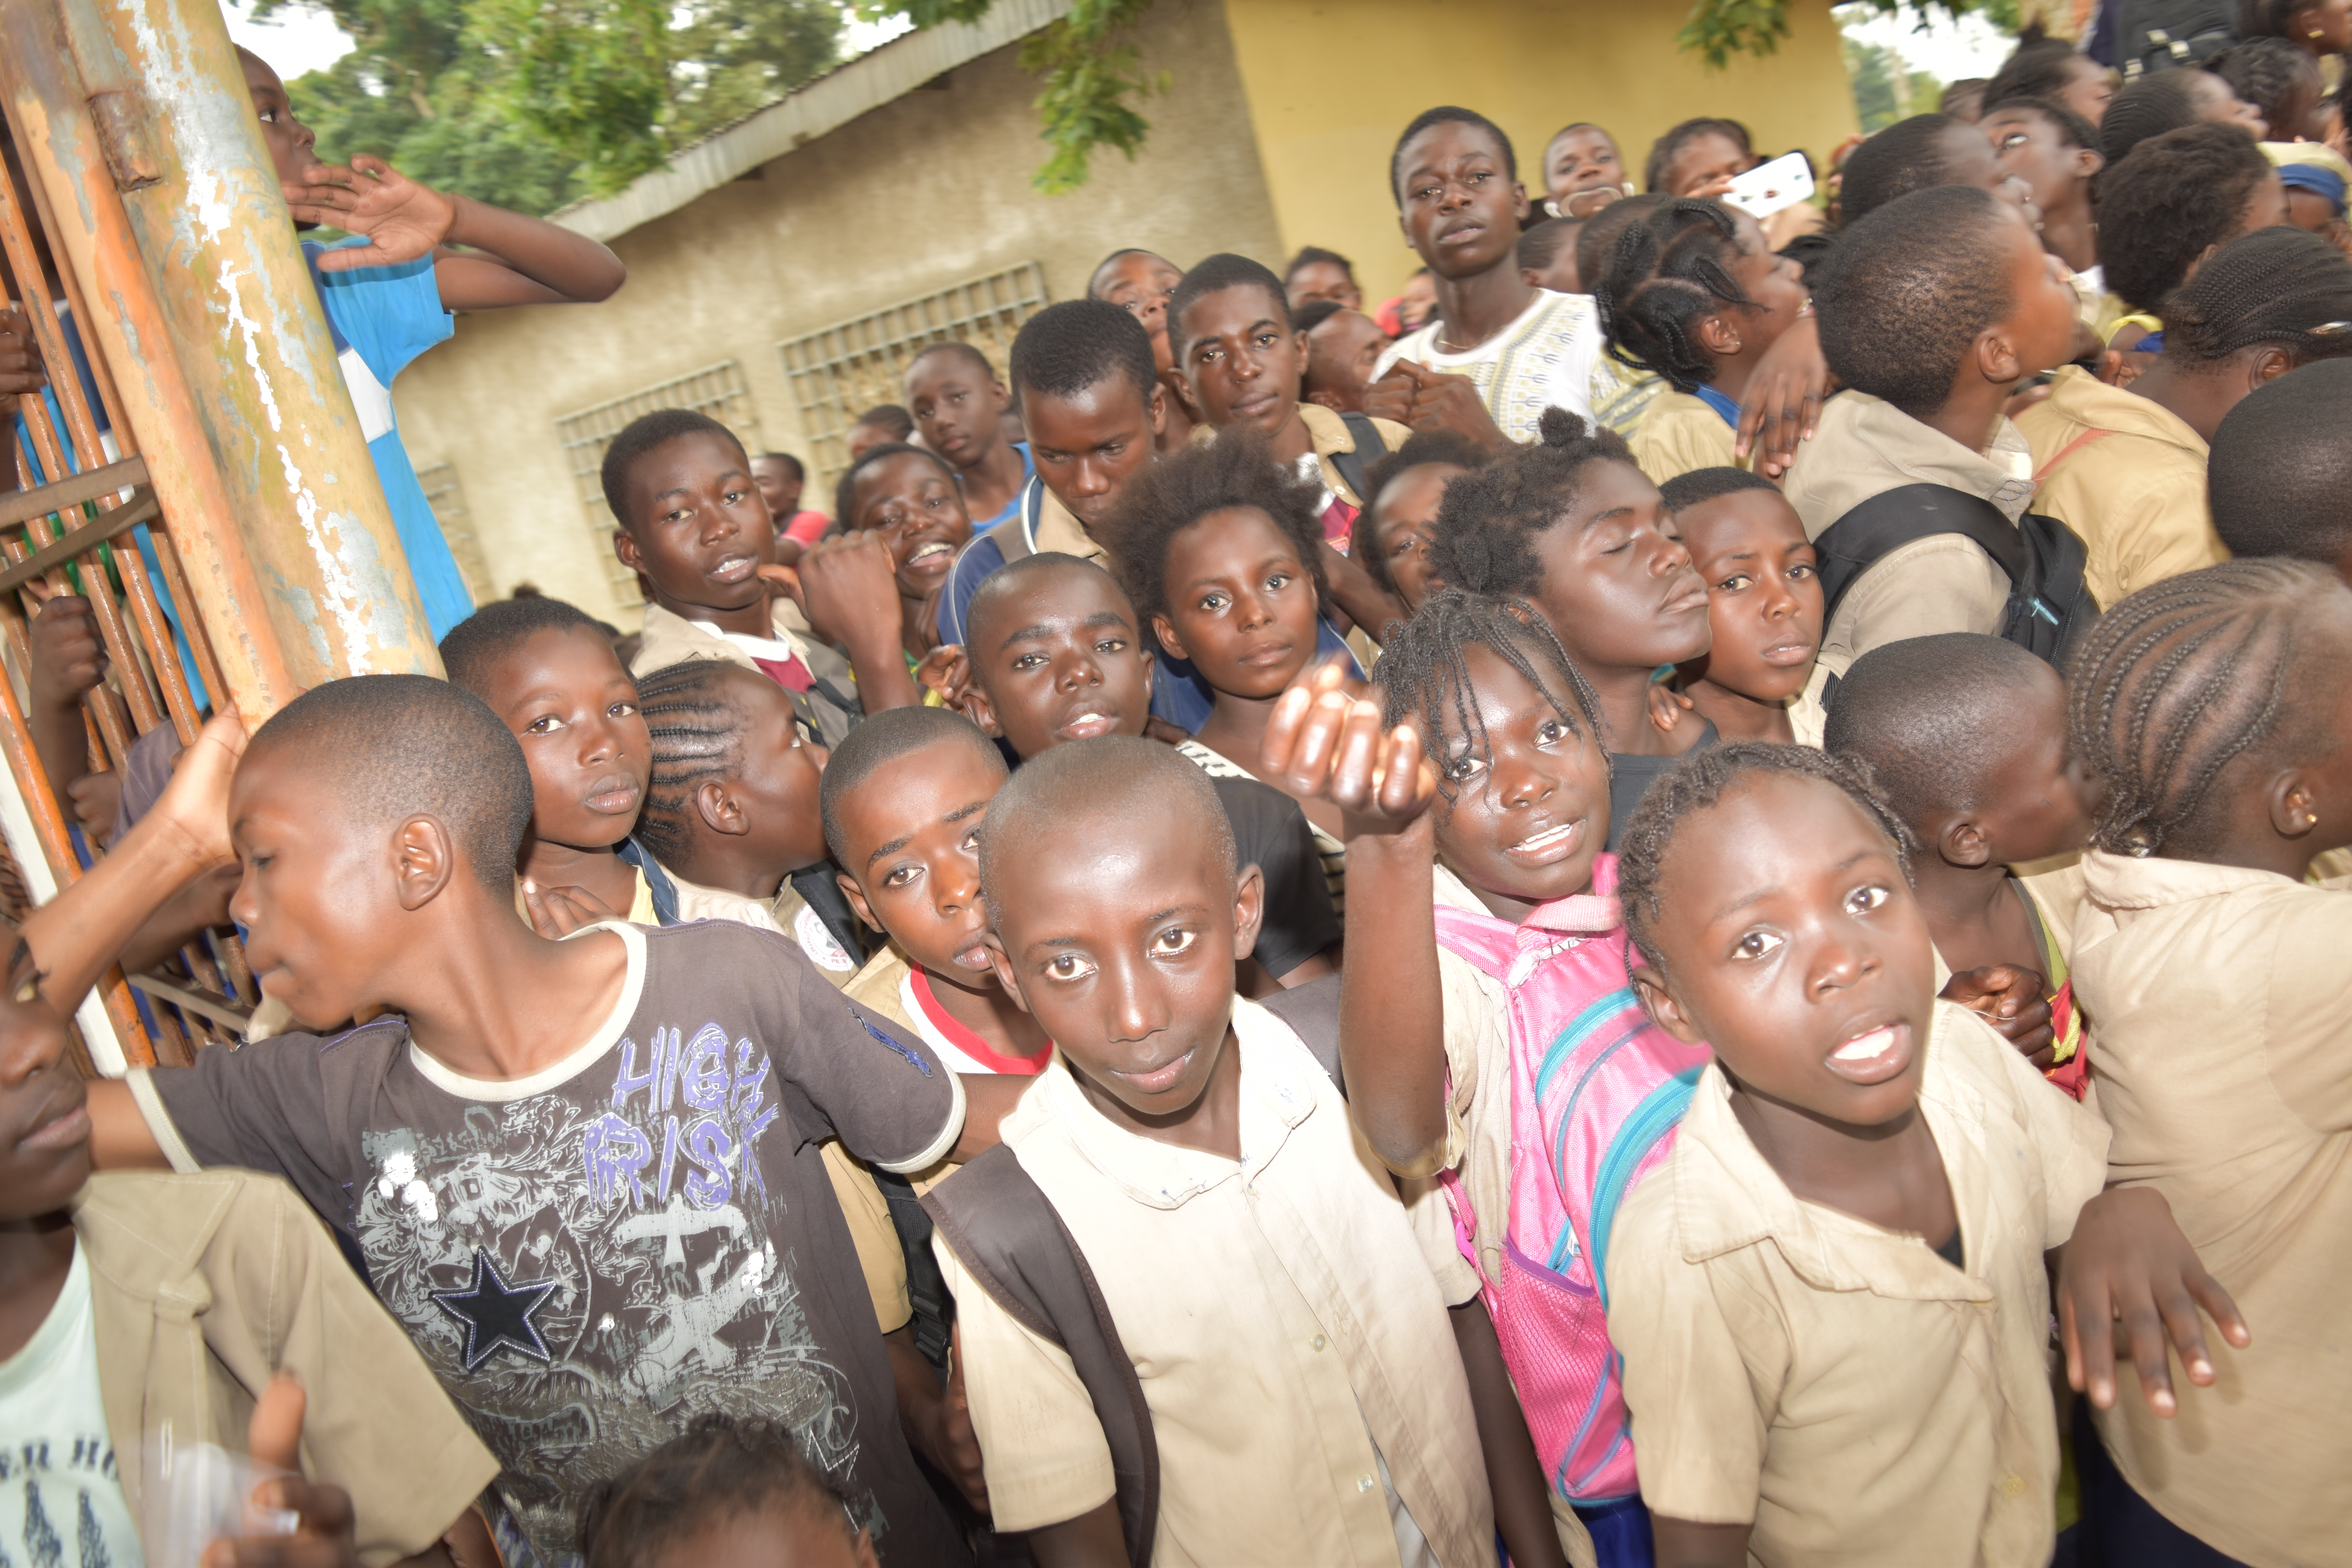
[416,461,494,601]
[779,262,1051,492]
[555,363,763,601]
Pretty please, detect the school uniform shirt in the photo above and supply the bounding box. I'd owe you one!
[2014,366,2229,609]
[1784,662,1832,749]
[1605,1000,2108,1568]
[1781,391,2034,676]
[969,442,1036,535]
[1626,385,1740,486]
[123,920,970,1568]
[33,1170,501,1568]
[666,867,862,986]
[2070,851,2352,1567]
[1297,403,1414,544]
[842,942,1054,1077]
[1175,740,1348,916]
[935,996,1495,1567]
[1373,289,1605,442]
[629,601,862,750]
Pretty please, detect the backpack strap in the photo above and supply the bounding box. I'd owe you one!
[2031,427,2114,484]
[1812,483,2026,632]
[1326,412,1391,507]
[1588,1066,1702,1313]
[922,1147,1159,1567]
[1255,976,1343,1093]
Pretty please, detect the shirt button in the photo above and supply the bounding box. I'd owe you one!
[1312,1334,1327,1351]
[1357,1475,1375,1493]
[2000,1473,2026,1499]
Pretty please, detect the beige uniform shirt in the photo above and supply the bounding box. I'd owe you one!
[629,600,862,746]
[2014,367,2229,610]
[666,867,862,987]
[1606,1001,2108,1567]
[1782,392,2034,677]
[2071,852,2352,1567]
[936,997,1496,1567]
[1627,388,1740,486]
[1299,403,1414,510]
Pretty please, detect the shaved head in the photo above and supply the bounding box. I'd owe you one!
[978,737,1234,927]
[964,552,1133,654]
[1822,633,2050,820]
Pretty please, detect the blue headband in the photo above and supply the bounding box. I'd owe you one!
[2279,163,2349,218]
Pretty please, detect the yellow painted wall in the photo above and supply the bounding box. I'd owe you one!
[1221,0,1860,303]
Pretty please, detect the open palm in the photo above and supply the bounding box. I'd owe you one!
[285,154,457,271]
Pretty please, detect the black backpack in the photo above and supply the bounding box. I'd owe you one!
[1812,483,2097,667]
[2116,0,2240,76]
[1323,412,1392,509]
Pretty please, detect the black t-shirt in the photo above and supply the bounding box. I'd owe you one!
[1206,775,1342,977]
[143,921,970,1568]
[1605,720,1720,851]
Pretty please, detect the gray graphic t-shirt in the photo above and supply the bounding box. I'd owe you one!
[142,921,967,1568]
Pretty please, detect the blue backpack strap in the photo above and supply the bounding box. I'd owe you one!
[1589,1065,1702,1311]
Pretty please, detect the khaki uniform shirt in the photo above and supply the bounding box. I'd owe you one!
[1298,403,1414,509]
[1782,392,2034,676]
[2014,367,2229,610]
[74,1171,499,1568]
[936,998,1495,1567]
[2071,852,2352,1567]
[1606,1001,2108,1567]
[666,867,862,988]
[1627,388,1739,486]
[629,601,862,747]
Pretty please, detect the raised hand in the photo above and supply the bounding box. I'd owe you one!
[1259,662,1437,840]
[0,307,45,402]
[27,589,109,709]
[795,531,904,652]
[2058,1185,2250,1417]
[286,156,458,271]
[520,878,622,939]
[1938,964,2056,1066]
[149,712,249,873]
[1733,312,1829,477]
[199,1377,361,1568]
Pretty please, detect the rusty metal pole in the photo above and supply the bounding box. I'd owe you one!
[0,0,442,729]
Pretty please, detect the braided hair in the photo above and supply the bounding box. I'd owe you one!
[1426,407,1635,601]
[2096,123,2277,312]
[2065,559,2346,857]
[2215,36,2323,138]
[1592,198,1759,393]
[2097,71,2204,167]
[1615,742,1915,973]
[1370,591,1609,799]
[577,1414,857,1568]
[633,659,753,864]
[2161,226,2352,367]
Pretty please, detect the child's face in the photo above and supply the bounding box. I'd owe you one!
[1176,285,1307,437]
[985,808,1263,1125]
[1990,208,2091,383]
[845,452,971,602]
[904,353,1008,472]
[2056,55,2116,126]
[963,566,1152,757]
[1396,122,1529,280]
[1528,459,1711,678]
[834,739,1002,980]
[711,670,831,875]
[1521,244,1582,297]
[0,942,91,1222]
[476,626,648,855]
[613,432,775,616]
[1637,771,1937,1131]
[1021,376,1162,535]
[1094,252,1185,375]
[648,1495,879,1568]
[229,744,402,1030]
[1662,132,1754,197]
[1945,662,2094,867]
[1153,506,1321,701]
[1982,107,2094,219]
[2241,167,2295,235]
[1287,260,1361,313]
[1303,309,1390,413]
[1545,126,1626,211]
[1428,645,1610,914]
[2187,70,2269,138]
[240,51,317,187]
[2286,185,2345,232]
[750,456,803,523]
[1721,210,1808,354]
[1398,271,1439,330]
[1368,463,1459,613]
[1676,490,1820,705]
[844,421,899,465]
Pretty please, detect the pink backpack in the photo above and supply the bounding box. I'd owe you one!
[1432,852,1708,1506]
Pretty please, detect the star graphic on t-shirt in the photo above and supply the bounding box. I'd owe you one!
[432,1250,557,1372]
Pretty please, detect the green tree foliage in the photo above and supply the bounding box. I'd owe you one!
[1843,34,1947,132]
[1683,0,2019,69]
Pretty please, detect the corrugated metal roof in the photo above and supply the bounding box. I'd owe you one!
[550,0,1074,243]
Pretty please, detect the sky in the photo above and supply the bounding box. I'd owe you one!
[1833,2,2020,85]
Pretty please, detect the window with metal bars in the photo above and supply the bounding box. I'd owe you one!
[415,460,494,602]
[779,263,1051,494]
[554,363,764,602]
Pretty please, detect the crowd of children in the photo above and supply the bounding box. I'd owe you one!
[13,19,2352,1568]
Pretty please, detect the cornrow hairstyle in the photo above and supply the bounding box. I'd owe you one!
[1575,194,1670,287]
[1837,113,1976,225]
[1427,407,1636,600]
[576,1414,856,1568]
[2065,559,2349,856]
[755,451,805,483]
[1284,245,1354,282]
[1615,741,1915,973]
[978,736,1236,929]
[832,441,962,530]
[1096,425,1330,627]
[908,340,999,381]
[1820,632,2052,825]
[599,408,742,525]
[849,404,915,441]
[1643,117,1754,194]
[2096,71,2203,167]
[2207,356,2352,565]
[1371,590,1609,800]
[1391,106,1518,205]
[1592,198,1758,393]
[439,595,603,697]
[1009,298,1160,410]
[819,704,1005,867]
[1169,252,1292,358]
[2095,123,2276,312]
[1981,21,2083,109]
[1657,465,1780,513]
[633,659,755,865]
[1516,216,1580,273]
[2161,226,2352,366]
[1813,183,2017,417]
[1292,298,1346,336]
[1982,92,2101,156]
[2217,35,2324,136]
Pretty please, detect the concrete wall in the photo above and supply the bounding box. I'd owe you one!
[1221,0,1860,304]
[392,0,1285,625]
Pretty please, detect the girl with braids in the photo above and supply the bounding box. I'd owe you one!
[2064,559,2352,1567]
[1592,198,1811,485]
[1259,595,1711,1568]
[1429,407,1717,846]
[2020,226,2352,606]
[580,1414,880,1568]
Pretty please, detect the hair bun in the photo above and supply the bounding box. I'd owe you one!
[1537,406,1593,448]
